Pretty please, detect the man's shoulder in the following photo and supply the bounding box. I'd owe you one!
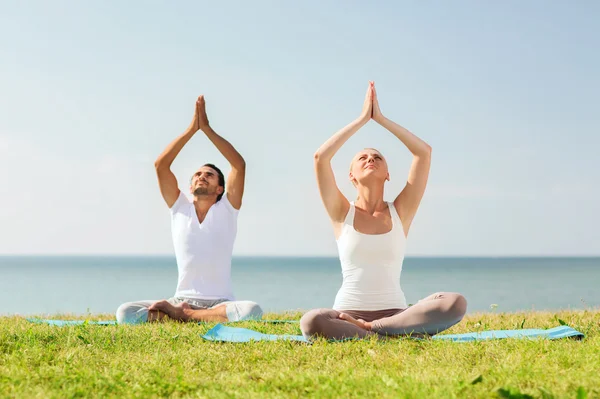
[212,196,239,219]
[171,192,193,214]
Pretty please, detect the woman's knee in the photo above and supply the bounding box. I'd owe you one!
[300,308,334,337]
[300,308,339,338]
[443,293,467,320]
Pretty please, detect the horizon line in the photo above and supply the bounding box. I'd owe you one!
[0,253,599,259]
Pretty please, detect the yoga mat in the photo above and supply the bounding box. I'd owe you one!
[433,326,584,342]
[27,318,117,326]
[201,324,584,343]
[202,323,308,343]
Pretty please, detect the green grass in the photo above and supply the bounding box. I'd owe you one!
[1,310,599,398]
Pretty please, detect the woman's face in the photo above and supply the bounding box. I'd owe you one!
[349,149,389,186]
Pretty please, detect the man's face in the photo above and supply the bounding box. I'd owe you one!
[190,166,223,197]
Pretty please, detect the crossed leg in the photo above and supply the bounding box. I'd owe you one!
[148,300,228,322]
[300,292,467,340]
[116,298,263,324]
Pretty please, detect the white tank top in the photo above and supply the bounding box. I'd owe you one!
[333,201,407,311]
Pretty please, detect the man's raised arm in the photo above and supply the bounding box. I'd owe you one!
[197,96,246,210]
[154,97,204,208]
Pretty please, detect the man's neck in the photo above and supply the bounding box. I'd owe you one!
[193,195,218,222]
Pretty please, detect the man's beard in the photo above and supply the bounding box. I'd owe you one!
[193,186,213,196]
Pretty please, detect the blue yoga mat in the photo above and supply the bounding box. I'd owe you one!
[203,323,309,343]
[433,326,584,342]
[27,318,117,326]
[201,324,584,343]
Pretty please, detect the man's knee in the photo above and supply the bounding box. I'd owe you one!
[225,301,263,321]
[116,302,148,325]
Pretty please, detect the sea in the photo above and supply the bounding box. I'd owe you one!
[1,256,598,316]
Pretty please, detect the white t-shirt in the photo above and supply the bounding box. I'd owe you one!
[170,191,238,300]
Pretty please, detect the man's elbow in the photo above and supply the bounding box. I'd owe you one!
[233,157,246,171]
[154,157,169,171]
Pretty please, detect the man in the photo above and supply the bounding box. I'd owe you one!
[116,95,263,324]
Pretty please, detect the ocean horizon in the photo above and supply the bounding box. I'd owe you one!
[1,255,599,316]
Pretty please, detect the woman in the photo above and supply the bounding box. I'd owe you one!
[301,82,467,340]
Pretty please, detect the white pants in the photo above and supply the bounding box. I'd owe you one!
[116,297,263,324]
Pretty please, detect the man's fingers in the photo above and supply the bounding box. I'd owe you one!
[149,300,167,310]
[197,95,205,108]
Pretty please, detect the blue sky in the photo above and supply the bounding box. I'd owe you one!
[1,1,598,256]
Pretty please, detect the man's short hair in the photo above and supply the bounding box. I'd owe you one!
[203,163,225,202]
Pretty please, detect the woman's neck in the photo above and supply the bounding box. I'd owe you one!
[354,185,386,214]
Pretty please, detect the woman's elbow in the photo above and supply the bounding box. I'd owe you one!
[421,144,432,158]
[313,151,323,163]
[314,149,333,165]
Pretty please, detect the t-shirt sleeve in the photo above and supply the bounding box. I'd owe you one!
[169,191,189,214]
[221,192,240,215]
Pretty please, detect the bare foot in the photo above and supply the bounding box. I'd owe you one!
[338,313,372,330]
[148,300,192,321]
